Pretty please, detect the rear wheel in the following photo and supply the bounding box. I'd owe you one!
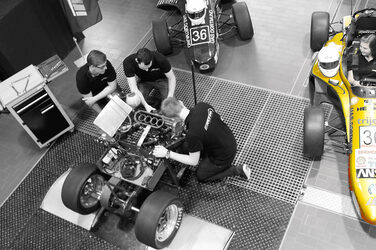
[152,20,172,55]
[135,191,183,249]
[61,163,105,214]
[232,2,254,40]
[310,11,329,52]
[303,107,325,158]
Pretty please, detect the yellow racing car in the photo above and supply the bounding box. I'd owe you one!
[304,8,376,224]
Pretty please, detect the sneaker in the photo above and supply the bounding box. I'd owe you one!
[242,164,251,180]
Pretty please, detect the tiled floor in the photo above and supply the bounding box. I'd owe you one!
[2,0,376,249]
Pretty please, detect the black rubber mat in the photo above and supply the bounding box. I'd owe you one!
[0,131,123,250]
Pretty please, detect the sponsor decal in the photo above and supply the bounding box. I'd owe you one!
[357,156,366,165]
[355,149,376,179]
[183,15,191,48]
[358,117,376,125]
[366,197,376,206]
[208,10,215,44]
[357,107,367,111]
[368,183,376,195]
[357,168,376,178]
[204,108,214,131]
[363,99,376,106]
[367,184,376,206]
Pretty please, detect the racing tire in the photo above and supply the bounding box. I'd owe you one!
[232,2,254,40]
[135,190,183,249]
[310,11,329,52]
[303,107,325,158]
[61,163,105,214]
[152,20,172,55]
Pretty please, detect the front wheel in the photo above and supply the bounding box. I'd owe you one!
[232,2,254,40]
[135,191,183,249]
[152,20,172,55]
[61,163,105,214]
[303,107,325,158]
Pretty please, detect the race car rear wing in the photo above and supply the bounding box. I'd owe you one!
[157,0,185,14]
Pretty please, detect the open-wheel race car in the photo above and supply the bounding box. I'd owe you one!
[304,8,376,224]
[61,108,186,249]
[152,0,254,71]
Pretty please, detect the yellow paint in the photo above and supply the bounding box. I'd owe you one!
[312,32,376,224]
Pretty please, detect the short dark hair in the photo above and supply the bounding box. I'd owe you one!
[136,48,152,65]
[87,50,107,66]
[161,97,183,118]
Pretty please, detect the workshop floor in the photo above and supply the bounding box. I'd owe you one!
[2,0,376,249]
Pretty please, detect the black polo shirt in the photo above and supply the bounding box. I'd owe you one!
[76,60,116,96]
[185,102,237,165]
[122,51,171,82]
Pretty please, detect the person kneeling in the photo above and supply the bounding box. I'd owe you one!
[152,97,251,182]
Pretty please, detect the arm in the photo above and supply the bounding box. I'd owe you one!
[153,145,200,166]
[165,69,176,98]
[348,70,361,86]
[127,76,155,112]
[81,92,102,113]
[82,80,117,106]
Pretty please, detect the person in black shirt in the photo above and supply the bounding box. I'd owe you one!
[153,97,251,182]
[76,50,117,113]
[123,48,176,112]
[348,34,376,86]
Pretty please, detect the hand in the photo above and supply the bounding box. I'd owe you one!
[153,145,168,158]
[145,104,156,113]
[82,96,97,106]
[353,80,361,86]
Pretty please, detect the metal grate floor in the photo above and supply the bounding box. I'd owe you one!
[73,66,327,205]
[0,67,327,249]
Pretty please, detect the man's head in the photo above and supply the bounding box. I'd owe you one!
[87,50,107,75]
[161,97,185,119]
[136,48,153,71]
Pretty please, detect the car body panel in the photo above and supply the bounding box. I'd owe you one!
[310,9,376,224]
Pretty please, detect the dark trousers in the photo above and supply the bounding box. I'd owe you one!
[138,79,169,106]
[196,156,242,182]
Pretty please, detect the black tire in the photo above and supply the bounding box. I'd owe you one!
[303,107,325,158]
[135,191,183,249]
[232,2,254,40]
[61,163,105,214]
[310,11,329,52]
[152,20,172,55]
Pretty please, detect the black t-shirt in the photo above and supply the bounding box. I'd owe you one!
[185,102,237,165]
[76,61,116,96]
[122,51,171,82]
[350,54,376,80]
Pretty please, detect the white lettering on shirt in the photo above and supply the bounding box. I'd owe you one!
[204,108,214,131]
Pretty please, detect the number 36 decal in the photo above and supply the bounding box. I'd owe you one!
[190,26,210,45]
[360,127,376,147]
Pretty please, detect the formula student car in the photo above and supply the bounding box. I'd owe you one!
[152,0,254,71]
[304,8,376,224]
[61,106,186,249]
